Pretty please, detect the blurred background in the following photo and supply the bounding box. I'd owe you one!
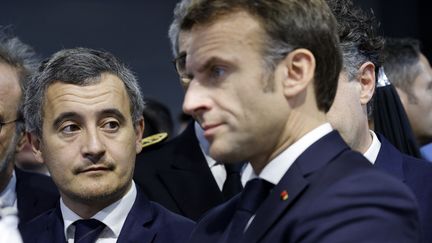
[1,0,430,130]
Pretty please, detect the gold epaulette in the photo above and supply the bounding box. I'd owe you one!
[140,132,168,148]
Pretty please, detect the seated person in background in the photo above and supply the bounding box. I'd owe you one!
[326,0,432,241]
[382,38,432,161]
[0,27,58,226]
[20,47,194,243]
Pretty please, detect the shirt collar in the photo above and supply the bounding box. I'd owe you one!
[61,181,137,239]
[0,170,17,208]
[363,130,381,164]
[242,123,333,186]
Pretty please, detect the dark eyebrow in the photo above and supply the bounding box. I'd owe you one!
[52,109,127,129]
[97,109,127,124]
[53,112,80,129]
[197,56,227,74]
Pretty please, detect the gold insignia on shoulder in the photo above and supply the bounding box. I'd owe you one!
[141,132,168,148]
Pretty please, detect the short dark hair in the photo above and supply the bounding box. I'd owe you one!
[169,0,342,112]
[0,27,39,134]
[382,38,422,102]
[326,0,383,81]
[326,0,384,117]
[24,47,144,138]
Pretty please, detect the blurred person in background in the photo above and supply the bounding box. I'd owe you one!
[382,38,432,161]
[326,0,432,241]
[0,27,58,227]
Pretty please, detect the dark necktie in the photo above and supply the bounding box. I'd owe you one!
[74,219,106,243]
[226,178,273,243]
[222,163,244,200]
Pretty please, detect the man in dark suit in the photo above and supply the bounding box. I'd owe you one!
[19,48,194,242]
[169,0,420,242]
[0,29,59,227]
[325,0,432,241]
[134,121,241,220]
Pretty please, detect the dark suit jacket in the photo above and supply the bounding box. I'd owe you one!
[19,186,195,243]
[134,122,224,221]
[375,133,432,243]
[189,131,420,243]
[15,167,59,225]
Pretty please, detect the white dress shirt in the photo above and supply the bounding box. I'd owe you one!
[0,206,22,243]
[363,130,381,164]
[0,171,17,210]
[241,123,333,186]
[195,122,227,190]
[240,123,333,230]
[61,181,137,243]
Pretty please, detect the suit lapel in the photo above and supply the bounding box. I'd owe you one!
[117,189,157,243]
[33,207,67,243]
[374,133,405,181]
[243,164,308,243]
[157,123,223,219]
[243,131,350,242]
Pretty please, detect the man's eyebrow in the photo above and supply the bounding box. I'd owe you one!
[97,109,127,123]
[197,56,228,73]
[53,112,80,129]
[52,109,127,128]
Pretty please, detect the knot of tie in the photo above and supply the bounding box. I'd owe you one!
[74,219,106,243]
[226,178,273,243]
[222,163,244,200]
[237,178,274,213]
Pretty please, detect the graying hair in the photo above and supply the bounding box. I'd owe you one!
[0,27,39,134]
[24,47,144,139]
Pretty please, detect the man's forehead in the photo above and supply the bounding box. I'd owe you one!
[43,74,130,116]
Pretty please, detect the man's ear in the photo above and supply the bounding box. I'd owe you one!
[15,131,27,152]
[279,48,315,98]
[358,61,376,105]
[135,117,145,154]
[27,132,44,163]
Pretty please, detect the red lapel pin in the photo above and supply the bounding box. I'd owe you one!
[280,190,288,201]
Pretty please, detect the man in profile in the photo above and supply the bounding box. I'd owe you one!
[325,0,432,241]
[0,28,58,226]
[19,47,194,243]
[170,0,420,242]
[382,38,432,160]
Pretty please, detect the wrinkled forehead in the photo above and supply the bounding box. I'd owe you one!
[179,11,265,64]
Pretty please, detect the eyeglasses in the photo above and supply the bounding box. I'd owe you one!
[172,53,192,87]
[0,119,20,134]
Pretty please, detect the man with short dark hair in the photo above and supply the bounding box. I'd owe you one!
[19,47,194,243]
[170,0,420,242]
[0,28,58,226]
[382,38,432,158]
[326,0,432,241]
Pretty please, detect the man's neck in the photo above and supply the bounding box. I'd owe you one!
[61,181,132,219]
[250,111,328,174]
[352,124,373,154]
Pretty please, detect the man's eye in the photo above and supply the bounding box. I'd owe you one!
[61,124,80,134]
[102,121,120,132]
[210,66,226,79]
